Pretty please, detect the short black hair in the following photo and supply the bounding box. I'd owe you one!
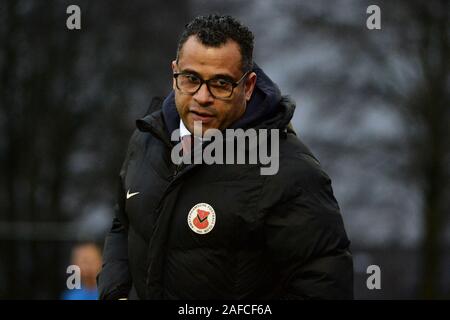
[176,14,254,72]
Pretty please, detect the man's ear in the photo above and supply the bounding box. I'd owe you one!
[171,60,177,72]
[171,60,177,90]
[245,72,257,101]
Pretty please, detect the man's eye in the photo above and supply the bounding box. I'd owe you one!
[187,75,200,83]
[213,79,231,87]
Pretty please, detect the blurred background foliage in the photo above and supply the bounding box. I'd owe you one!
[0,0,448,299]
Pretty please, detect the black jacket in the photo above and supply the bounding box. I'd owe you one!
[97,65,353,299]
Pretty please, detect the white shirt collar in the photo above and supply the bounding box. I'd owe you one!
[179,119,205,142]
[179,119,191,138]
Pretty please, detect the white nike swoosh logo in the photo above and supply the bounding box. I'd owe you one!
[126,190,140,199]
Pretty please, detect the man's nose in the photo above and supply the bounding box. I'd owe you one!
[193,83,214,105]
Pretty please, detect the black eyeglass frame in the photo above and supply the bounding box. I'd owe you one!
[173,70,250,99]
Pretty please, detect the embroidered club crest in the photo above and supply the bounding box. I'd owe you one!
[187,203,216,234]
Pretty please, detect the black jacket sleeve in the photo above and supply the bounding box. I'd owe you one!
[97,131,140,300]
[263,154,354,299]
[97,177,132,300]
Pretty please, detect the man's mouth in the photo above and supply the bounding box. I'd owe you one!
[189,109,215,123]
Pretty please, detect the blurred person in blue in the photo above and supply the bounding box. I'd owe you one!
[61,242,102,300]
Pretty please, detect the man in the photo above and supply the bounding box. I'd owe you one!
[61,242,102,300]
[97,14,353,300]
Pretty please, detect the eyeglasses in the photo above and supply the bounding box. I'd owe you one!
[173,71,249,99]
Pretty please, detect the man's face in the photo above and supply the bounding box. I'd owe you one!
[172,35,257,135]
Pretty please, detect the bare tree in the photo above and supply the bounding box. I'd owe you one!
[259,0,449,298]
